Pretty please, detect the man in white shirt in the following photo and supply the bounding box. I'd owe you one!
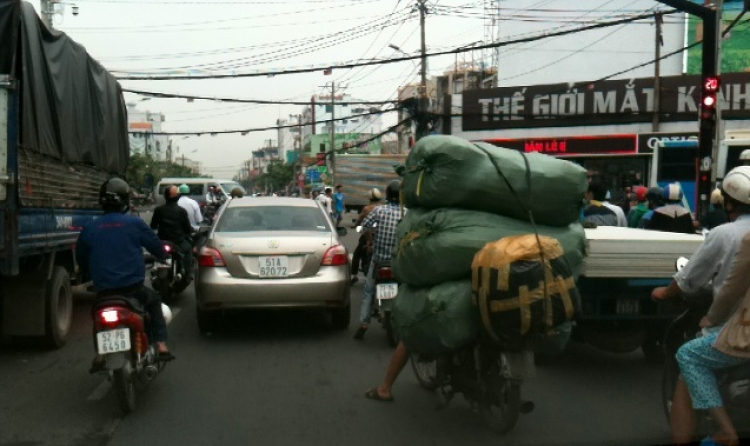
[603,190,628,227]
[178,184,203,230]
[316,187,333,219]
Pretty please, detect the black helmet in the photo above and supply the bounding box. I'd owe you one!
[99,178,130,213]
[385,180,400,203]
[646,186,663,202]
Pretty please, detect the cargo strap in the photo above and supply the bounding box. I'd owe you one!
[471,144,551,322]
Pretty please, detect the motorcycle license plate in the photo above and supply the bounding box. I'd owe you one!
[259,256,288,278]
[96,328,131,354]
[377,283,398,300]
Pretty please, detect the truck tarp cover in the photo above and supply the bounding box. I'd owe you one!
[0,1,128,174]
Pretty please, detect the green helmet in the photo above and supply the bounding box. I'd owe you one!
[178,184,190,194]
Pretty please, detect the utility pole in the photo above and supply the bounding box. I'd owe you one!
[652,12,663,132]
[329,82,336,185]
[416,0,429,141]
[657,0,718,220]
[40,0,55,29]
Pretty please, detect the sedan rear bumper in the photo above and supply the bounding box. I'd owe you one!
[195,266,351,310]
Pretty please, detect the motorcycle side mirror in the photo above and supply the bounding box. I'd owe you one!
[337,227,348,237]
[676,256,689,272]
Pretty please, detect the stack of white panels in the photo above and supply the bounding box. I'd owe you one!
[582,226,705,278]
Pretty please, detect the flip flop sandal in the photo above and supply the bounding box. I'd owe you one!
[365,388,393,402]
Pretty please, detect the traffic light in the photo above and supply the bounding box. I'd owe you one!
[700,75,720,124]
[316,152,326,166]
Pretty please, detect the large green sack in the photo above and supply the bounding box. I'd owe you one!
[399,135,587,227]
[392,280,480,356]
[393,207,586,288]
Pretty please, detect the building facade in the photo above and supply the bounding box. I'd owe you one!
[126,103,170,161]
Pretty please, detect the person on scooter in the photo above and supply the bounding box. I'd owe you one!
[353,180,403,340]
[151,185,195,280]
[652,166,750,445]
[675,230,750,446]
[177,184,203,231]
[77,178,173,373]
[351,188,382,285]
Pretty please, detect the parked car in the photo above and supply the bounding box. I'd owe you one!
[195,197,351,332]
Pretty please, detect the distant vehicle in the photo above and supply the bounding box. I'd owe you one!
[154,178,246,206]
[335,154,406,213]
[194,197,351,333]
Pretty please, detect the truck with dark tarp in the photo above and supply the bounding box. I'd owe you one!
[0,1,129,348]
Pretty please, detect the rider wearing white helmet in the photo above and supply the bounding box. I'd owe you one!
[652,166,750,444]
[739,149,750,166]
[645,182,695,234]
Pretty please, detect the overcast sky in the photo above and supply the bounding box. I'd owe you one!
[29,0,674,178]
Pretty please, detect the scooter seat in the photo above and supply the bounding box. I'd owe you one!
[94,295,146,315]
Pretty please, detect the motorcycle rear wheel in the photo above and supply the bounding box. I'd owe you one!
[480,358,521,433]
[410,353,439,391]
[113,360,136,414]
[384,312,398,347]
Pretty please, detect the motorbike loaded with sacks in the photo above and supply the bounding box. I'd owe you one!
[402,234,581,433]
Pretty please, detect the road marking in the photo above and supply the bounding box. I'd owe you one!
[87,379,111,401]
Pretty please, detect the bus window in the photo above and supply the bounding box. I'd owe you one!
[657,147,694,182]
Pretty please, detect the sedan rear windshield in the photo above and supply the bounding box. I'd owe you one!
[215,206,330,232]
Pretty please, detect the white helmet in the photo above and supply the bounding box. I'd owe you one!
[369,188,382,201]
[710,188,724,205]
[722,166,750,205]
[161,303,173,324]
[740,149,750,162]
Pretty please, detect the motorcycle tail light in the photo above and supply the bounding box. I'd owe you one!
[377,267,393,280]
[322,245,347,266]
[101,310,119,323]
[163,244,172,253]
[199,246,226,267]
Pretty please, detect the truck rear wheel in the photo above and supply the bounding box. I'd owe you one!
[43,266,72,349]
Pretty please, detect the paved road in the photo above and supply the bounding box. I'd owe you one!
[0,210,673,446]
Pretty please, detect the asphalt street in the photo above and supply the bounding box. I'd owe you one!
[0,209,672,446]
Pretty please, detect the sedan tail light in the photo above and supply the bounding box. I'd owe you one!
[321,245,347,266]
[199,246,226,267]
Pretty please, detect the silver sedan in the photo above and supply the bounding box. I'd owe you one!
[195,197,351,332]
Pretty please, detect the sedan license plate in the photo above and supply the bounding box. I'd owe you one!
[616,298,640,315]
[96,328,131,354]
[259,256,289,278]
[377,283,398,300]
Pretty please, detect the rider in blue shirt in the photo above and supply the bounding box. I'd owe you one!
[77,178,172,372]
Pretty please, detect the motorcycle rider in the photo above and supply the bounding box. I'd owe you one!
[151,185,195,280]
[177,184,203,231]
[676,230,750,446]
[652,166,750,445]
[77,178,173,372]
[353,180,403,340]
[351,188,382,285]
[645,183,696,234]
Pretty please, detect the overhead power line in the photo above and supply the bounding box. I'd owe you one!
[123,88,397,105]
[130,106,400,136]
[113,9,679,81]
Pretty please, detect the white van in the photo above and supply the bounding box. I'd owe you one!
[154,178,246,206]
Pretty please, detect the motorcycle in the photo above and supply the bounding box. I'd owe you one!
[374,259,399,347]
[149,241,191,301]
[91,295,173,414]
[410,337,535,433]
[661,256,750,437]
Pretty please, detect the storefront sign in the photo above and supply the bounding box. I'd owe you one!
[637,132,698,154]
[463,72,750,131]
[485,134,637,156]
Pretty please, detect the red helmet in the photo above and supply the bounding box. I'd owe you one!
[633,186,648,202]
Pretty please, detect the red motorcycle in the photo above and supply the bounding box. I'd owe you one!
[92,295,173,414]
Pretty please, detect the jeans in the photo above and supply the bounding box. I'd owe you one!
[677,330,748,409]
[360,261,376,324]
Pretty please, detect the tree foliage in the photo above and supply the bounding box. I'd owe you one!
[250,161,294,193]
[126,153,208,193]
